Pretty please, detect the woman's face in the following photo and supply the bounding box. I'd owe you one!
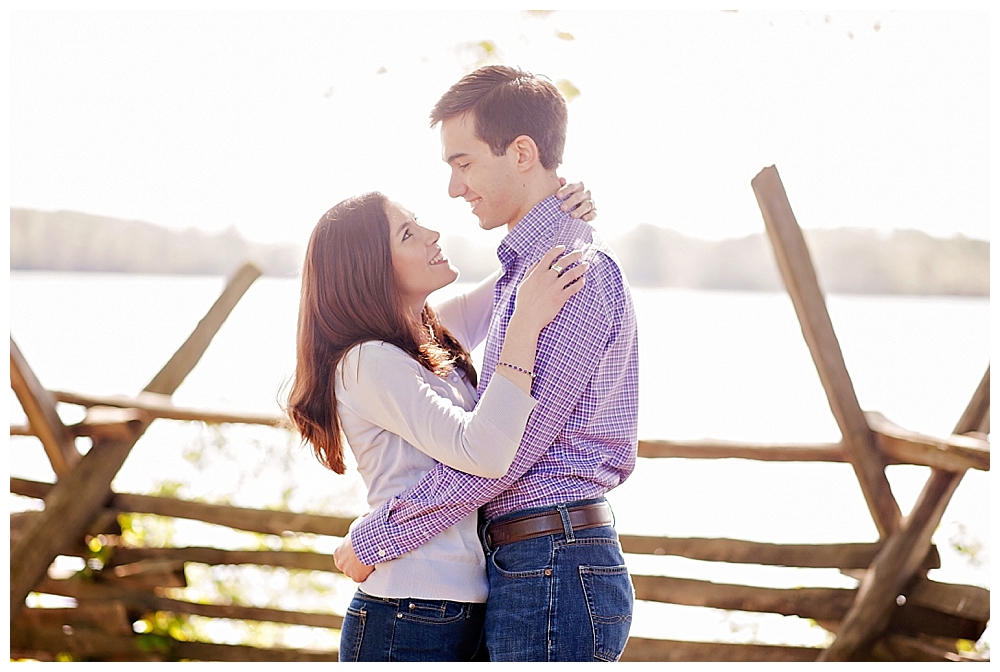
[385,200,459,316]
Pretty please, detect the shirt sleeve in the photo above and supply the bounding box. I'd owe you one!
[338,342,536,479]
[432,269,500,351]
[350,256,622,565]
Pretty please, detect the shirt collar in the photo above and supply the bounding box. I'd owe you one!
[497,194,564,269]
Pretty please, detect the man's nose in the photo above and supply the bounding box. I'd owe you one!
[448,172,465,199]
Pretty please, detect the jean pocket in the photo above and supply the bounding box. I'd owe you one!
[579,565,634,662]
[339,602,367,662]
[490,535,553,578]
[398,599,468,625]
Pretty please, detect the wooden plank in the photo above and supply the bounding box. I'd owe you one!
[10,436,137,619]
[9,337,80,477]
[10,423,34,436]
[751,167,901,538]
[839,571,990,623]
[888,603,987,641]
[638,438,845,462]
[14,604,134,637]
[10,626,167,662]
[36,576,345,630]
[907,577,990,622]
[169,639,338,662]
[620,535,893,569]
[631,574,857,621]
[955,367,990,438]
[142,262,262,395]
[641,431,985,471]
[108,559,187,589]
[56,389,284,427]
[11,477,55,499]
[107,546,340,573]
[621,636,820,662]
[10,264,262,620]
[819,369,990,660]
[10,478,354,538]
[867,411,990,472]
[112,492,354,538]
[871,634,977,662]
[68,406,148,441]
[10,625,339,662]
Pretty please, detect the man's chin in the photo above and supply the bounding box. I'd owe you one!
[478,217,506,232]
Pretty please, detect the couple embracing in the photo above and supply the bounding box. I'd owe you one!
[287,65,639,662]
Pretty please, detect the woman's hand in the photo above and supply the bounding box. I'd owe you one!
[512,246,588,334]
[556,178,596,221]
[334,532,375,583]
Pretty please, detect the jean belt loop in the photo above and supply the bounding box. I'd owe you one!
[556,503,575,543]
[479,516,492,554]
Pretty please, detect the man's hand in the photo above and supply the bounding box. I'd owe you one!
[334,532,375,583]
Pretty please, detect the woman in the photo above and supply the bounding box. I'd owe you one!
[286,186,592,661]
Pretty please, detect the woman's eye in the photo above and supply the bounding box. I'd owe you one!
[402,229,412,241]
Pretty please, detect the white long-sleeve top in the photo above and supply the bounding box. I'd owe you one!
[335,271,535,602]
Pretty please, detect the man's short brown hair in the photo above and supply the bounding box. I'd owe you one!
[430,65,567,170]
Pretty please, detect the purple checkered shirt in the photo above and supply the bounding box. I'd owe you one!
[350,195,639,566]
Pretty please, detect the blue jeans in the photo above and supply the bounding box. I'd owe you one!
[339,590,486,662]
[481,497,634,662]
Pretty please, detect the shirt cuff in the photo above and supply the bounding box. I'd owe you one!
[350,499,402,567]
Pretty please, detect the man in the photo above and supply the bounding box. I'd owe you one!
[335,65,639,662]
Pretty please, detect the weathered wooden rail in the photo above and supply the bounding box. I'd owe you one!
[9,167,990,661]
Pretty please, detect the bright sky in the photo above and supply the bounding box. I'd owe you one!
[9,8,992,246]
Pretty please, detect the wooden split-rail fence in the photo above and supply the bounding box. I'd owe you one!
[9,167,990,662]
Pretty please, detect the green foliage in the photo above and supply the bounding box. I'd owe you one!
[947,522,985,568]
[556,79,581,102]
[119,512,178,548]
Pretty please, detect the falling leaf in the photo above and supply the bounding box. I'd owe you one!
[555,30,574,41]
[873,21,881,32]
[457,40,502,71]
[556,79,580,102]
[847,31,854,40]
[376,66,388,75]
[322,87,335,99]
[526,10,555,18]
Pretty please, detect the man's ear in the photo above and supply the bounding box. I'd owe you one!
[510,135,540,173]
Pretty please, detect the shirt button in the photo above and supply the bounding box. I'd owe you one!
[378,549,386,558]
[397,612,403,619]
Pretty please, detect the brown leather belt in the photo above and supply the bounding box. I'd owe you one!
[484,501,614,549]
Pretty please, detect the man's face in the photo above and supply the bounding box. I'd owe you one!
[440,112,521,231]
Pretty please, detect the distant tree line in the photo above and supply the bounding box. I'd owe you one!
[10,208,989,296]
[10,209,303,277]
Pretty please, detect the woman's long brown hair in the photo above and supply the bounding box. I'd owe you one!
[286,192,477,473]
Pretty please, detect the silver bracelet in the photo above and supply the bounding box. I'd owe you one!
[497,361,535,379]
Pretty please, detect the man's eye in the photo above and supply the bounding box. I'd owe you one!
[459,163,470,170]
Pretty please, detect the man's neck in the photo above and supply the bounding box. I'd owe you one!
[506,173,563,232]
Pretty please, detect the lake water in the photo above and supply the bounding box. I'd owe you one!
[9,273,990,649]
